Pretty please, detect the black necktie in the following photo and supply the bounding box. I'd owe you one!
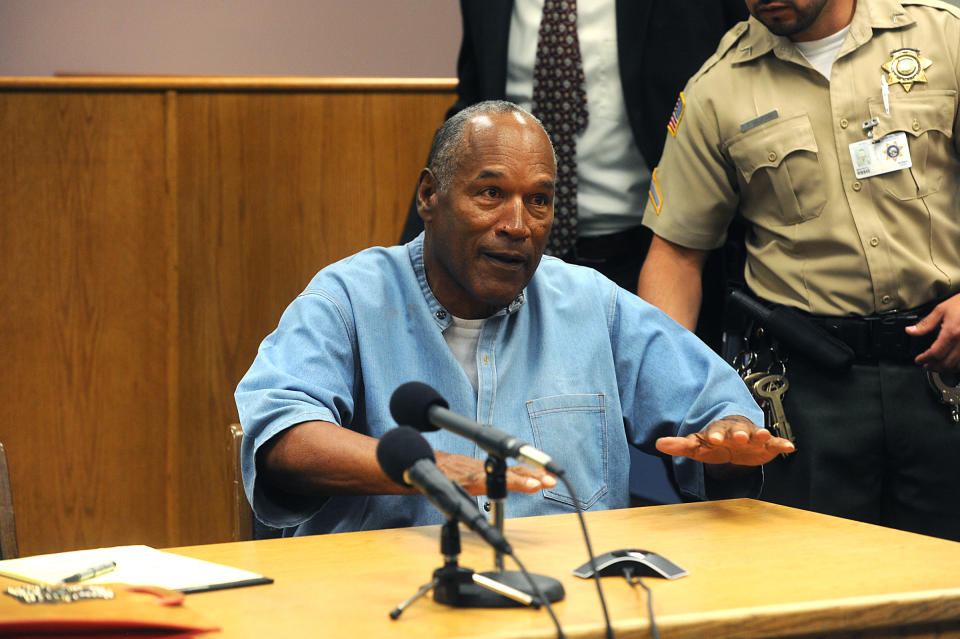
[532,0,588,257]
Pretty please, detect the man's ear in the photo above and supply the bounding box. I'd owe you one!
[416,168,439,223]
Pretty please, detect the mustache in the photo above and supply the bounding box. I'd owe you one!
[755,0,796,6]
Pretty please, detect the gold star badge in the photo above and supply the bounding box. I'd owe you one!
[881,48,932,92]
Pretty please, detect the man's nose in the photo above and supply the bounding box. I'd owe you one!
[498,198,530,238]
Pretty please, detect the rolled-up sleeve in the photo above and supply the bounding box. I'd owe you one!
[234,287,359,528]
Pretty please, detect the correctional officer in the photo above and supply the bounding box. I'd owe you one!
[637,0,960,541]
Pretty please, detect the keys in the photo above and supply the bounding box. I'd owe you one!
[742,371,769,393]
[752,374,797,455]
[926,371,960,424]
[733,343,795,457]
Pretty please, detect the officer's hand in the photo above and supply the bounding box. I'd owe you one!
[655,416,794,466]
[435,450,556,496]
[907,293,960,372]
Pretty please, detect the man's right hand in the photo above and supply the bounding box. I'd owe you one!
[907,292,960,372]
[435,450,556,495]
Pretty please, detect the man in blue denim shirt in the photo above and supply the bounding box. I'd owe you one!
[235,101,792,537]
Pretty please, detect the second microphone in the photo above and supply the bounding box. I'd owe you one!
[389,381,565,476]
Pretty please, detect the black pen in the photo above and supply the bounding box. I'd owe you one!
[60,560,117,583]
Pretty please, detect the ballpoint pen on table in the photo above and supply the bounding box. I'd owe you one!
[60,560,117,584]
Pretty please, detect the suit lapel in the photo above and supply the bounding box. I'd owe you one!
[615,0,650,142]
[462,0,514,98]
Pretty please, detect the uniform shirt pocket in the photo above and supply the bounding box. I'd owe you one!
[726,113,827,225]
[525,393,608,509]
[868,90,957,200]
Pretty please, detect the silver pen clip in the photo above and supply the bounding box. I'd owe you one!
[881,76,890,115]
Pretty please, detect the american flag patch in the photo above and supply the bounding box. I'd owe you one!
[648,168,663,215]
[667,93,685,136]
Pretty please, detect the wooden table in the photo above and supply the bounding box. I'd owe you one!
[10,499,960,638]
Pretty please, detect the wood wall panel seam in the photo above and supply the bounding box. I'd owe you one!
[0,77,459,93]
[164,89,181,545]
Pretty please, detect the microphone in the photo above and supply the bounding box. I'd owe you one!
[390,382,565,476]
[376,426,512,554]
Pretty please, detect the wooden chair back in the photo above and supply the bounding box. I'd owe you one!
[0,442,19,559]
[229,424,254,542]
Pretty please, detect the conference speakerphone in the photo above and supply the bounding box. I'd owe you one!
[572,548,689,580]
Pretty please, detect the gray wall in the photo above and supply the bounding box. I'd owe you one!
[5,1,960,78]
[0,0,461,77]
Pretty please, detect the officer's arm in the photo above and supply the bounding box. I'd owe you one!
[637,235,710,331]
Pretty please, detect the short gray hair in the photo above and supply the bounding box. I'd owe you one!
[425,100,555,191]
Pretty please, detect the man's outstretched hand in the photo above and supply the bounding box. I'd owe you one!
[655,415,794,466]
[435,450,556,496]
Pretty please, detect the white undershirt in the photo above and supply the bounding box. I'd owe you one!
[506,0,650,236]
[443,316,485,391]
[794,26,850,80]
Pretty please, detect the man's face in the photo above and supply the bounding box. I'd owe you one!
[745,0,831,39]
[418,111,555,319]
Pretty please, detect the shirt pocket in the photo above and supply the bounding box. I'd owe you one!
[726,113,827,225]
[868,90,957,200]
[525,393,608,509]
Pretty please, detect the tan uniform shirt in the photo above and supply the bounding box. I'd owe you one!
[642,0,960,316]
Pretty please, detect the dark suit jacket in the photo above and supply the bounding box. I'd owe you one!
[401,0,748,243]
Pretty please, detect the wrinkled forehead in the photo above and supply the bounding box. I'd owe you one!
[457,112,556,179]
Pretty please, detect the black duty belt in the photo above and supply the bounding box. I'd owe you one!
[803,309,936,364]
[728,288,940,370]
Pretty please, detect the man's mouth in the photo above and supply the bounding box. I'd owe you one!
[755,1,792,13]
[482,251,528,269]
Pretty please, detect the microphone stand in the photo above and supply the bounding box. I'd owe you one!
[480,455,564,603]
[390,518,539,619]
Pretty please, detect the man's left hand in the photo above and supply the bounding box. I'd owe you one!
[655,415,794,466]
[907,293,960,372]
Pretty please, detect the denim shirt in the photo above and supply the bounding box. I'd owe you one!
[235,235,764,535]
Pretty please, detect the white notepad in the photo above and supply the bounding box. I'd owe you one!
[0,545,272,593]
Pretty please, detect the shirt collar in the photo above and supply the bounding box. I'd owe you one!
[407,233,526,330]
[847,0,915,47]
[730,0,914,65]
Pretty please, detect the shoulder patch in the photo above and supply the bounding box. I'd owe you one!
[901,0,960,19]
[667,93,685,137]
[648,168,663,215]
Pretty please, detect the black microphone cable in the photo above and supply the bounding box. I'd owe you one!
[503,549,565,639]
[557,472,615,639]
[622,565,660,639]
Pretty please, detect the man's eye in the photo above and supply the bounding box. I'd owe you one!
[531,195,549,206]
[481,187,500,198]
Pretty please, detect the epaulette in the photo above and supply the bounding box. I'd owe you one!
[689,21,750,84]
[901,0,960,19]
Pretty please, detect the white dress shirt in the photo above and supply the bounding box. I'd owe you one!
[506,0,651,237]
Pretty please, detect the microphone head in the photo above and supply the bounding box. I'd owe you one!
[389,381,449,432]
[376,426,436,486]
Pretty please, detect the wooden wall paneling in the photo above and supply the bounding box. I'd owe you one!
[0,91,171,556]
[0,80,455,554]
[173,89,452,545]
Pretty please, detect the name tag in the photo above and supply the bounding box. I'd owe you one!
[849,132,912,179]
